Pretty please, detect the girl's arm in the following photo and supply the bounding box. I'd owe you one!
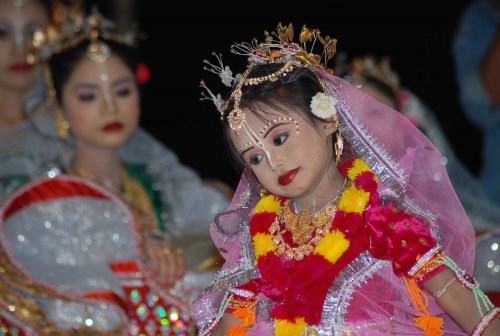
[209,313,241,336]
[423,268,500,335]
[364,203,499,335]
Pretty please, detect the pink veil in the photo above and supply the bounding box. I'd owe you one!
[192,70,475,335]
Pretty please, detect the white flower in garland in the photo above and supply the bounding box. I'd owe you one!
[310,92,338,119]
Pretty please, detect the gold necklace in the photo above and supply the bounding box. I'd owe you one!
[269,179,349,261]
[283,199,337,245]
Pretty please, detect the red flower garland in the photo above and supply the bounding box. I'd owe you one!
[250,159,379,335]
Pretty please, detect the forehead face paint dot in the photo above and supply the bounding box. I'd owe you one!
[13,0,26,52]
[238,121,276,169]
[86,41,115,113]
[238,141,252,151]
[258,116,300,136]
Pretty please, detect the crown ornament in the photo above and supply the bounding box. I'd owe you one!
[28,2,144,65]
[337,54,400,94]
[200,23,338,130]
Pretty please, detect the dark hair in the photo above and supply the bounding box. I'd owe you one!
[222,65,329,171]
[35,0,52,16]
[49,39,138,103]
[362,75,401,111]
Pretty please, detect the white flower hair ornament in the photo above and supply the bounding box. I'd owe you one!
[310,92,338,119]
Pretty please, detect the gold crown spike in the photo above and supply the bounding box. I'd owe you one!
[28,3,144,65]
[201,22,338,130]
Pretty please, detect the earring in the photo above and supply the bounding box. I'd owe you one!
[42,64,69,139]
[334,131,343,166]
[55,106,69,139]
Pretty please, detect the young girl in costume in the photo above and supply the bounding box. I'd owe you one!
[0,5,227,335]
[193,23,500,335]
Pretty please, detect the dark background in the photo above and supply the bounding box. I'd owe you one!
[93,2,480,188]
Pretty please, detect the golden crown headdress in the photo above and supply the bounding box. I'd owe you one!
[28,1,143,65]
[200,23,338,130]
[338,54,400,94]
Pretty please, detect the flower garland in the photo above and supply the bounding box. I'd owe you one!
[249,159,379,336]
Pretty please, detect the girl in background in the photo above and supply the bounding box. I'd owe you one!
[0,5,227,335]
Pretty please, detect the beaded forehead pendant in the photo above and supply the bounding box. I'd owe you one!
[200,23,337,131]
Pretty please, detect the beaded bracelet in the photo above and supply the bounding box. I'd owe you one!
[438,257,495,317]
[408,245,442,277]
[470,307,499,336]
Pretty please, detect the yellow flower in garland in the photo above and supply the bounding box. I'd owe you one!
[338,186,370,214]
[347,159,375,181]
[251,194,282,261]
[254,194,281,214]
[275,317,307,336]
[314,230,350,263]
[253,233,276,258]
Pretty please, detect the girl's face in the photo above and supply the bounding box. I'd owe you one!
[229,105,337,200]
[61,54,140,151]
[359,82,397,110]
[0,0,48,92]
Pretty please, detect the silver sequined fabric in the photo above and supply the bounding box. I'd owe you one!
[2,197,135,330]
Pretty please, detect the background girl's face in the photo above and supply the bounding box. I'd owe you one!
[359,82,398,110]
[0,0,48,92]
[62,54,140,151]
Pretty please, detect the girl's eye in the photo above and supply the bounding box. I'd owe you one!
[116,87,131,97]
[273,132,289,146]
[0,25,10,39]
[249,154,263,165]
[78,93,95,102]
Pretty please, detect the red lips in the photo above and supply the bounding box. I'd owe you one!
[102,122,124,132]
[9,63,33,72]
[278,168,300,186]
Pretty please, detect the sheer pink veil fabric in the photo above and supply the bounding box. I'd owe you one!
[191,70,475,334]
[321,71,475,268]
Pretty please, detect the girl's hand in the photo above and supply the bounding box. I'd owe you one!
[144,232,186,288]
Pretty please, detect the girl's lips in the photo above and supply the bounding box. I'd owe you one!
[102,122,124,132]
[9,63,33,72]
[278,168,300,186]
